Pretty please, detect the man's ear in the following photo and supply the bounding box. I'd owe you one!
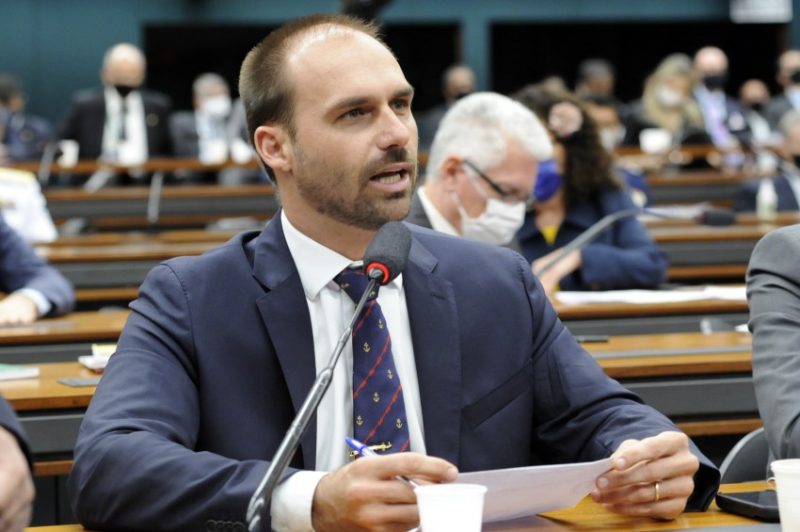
[254,124,293,176]
[439,155,463,192]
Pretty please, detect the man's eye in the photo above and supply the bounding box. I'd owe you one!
[392,99,410,111]
[343,108,366,119]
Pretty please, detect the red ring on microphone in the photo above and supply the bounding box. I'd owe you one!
[365,262,390,284]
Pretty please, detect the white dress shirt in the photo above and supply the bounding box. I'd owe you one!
[0,168,57,243]
[102,87,148,164]
[270,210,426,531]
[417,186,460,236]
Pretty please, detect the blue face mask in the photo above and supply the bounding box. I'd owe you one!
[533,159,562,203]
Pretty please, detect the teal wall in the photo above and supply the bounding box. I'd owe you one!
[1,0,797,122]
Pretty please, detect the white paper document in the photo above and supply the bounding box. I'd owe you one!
[456,457,613,523]
[555,285,746,306]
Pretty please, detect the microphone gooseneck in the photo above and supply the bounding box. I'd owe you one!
[246,221,412,531]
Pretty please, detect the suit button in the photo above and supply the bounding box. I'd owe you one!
[233,523,246,532]
[205,520,216,532]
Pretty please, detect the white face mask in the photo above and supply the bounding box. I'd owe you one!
[201,95,232,119]
[452,190,526,245]
[656,85,684,108]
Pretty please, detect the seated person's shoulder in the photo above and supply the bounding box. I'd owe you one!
[0,168,37,188]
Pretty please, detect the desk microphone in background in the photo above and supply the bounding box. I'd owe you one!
[533,206,736,277]
[246,221,413,531]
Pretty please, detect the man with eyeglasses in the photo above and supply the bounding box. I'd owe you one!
[406,92,551,247]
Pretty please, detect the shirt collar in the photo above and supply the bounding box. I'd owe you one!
[418,186,460,236]
[280,210,403,300]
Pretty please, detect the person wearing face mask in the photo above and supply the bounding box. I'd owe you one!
[0,73,53,163]
[626,54,708,150]
[739,79,774,148]
[765,50,800,131]
[169,73,257,184]
[405,91,551,249]
[58,43,172,180]
[691,46,750,150]
[513,88,667,296]
[734,111,800,213]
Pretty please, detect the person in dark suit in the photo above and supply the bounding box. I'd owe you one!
[0,215,74,325]
[691,47,750,151]
[407,92,551,249]
[0,397,34,532]
[765,49,800,131]
[734,110,800,213]
[58,43,171,168]
[748,224,800,461]
[514,88,667,295]
[68,14,718,531]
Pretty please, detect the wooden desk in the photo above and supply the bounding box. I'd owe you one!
[23,482,769,531]
[44,183,276,231]
[648,170,751,206]
[554,297,749,335]
[0,311,128,363]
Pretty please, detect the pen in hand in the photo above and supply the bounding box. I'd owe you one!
[345,436,420,488]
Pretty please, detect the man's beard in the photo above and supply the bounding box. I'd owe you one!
[293,146,417,230]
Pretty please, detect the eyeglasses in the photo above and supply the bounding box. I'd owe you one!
[462,159,532,206]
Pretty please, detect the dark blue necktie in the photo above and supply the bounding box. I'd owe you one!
[335,267,410,455]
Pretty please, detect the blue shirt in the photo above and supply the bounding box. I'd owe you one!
[516,188,668,291]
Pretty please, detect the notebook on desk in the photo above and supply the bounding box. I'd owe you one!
[0,363,39,381]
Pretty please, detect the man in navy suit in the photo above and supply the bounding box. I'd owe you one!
[0,397,34,531]
[0,216,74,325]
[69,14,719,531]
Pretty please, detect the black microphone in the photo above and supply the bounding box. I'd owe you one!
[246,221,412,531]
[533,206,736,277]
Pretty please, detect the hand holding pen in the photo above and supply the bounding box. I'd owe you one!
[346,436,421,488]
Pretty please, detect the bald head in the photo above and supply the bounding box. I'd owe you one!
[443,64,475,103]
[694,46,729,91]
[101,43,146,89]
[778,50,800,89]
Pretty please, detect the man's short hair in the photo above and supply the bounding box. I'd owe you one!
[238,14,384,181]
[576,58,615,84]
[426,92,553,182]
[193,73,229,97]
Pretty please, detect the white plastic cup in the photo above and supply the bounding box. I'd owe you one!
[639,128,672,154]
[415,483,487,532]
[57,140,79,167]
[771,459,800,531]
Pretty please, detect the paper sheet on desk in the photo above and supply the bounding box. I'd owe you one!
[456,457,612,523]
[555,285,746,305]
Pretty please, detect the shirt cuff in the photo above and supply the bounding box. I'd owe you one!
[14,288,51,317]
[270,470,327,532]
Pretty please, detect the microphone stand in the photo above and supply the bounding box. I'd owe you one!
[533,207,723,277]
[246,269,383,531]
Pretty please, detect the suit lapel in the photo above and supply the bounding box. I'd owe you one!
[403,235,462,465]
[252,214,318,469]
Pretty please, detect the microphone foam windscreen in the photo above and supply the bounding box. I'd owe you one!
[363,222,412,284]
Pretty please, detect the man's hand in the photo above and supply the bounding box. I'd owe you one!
[0,427,34,532]
[311,452,458,532]
[531,248,581,297]
[592,431,699,520]
[0,294,38,326]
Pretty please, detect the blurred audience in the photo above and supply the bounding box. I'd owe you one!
[0,168,57,243]
[575,58,616,98]
[416,64,476,151]
[691,46,749,149]
[0,74,53,163]
[734,110,800,213]
[0,215,74,325]
[514,88,667,295]
[738,79,773,147]
[626,54,707,148]
[58,43,172,168]
[406,92,552,248]
[765,49,800,130]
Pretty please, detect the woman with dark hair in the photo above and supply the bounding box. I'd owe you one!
[513,87,667,294]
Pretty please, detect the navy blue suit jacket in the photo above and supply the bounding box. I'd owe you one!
[733,173,800,213]
[0,216,74,316]
[516,188,668,290]
[69,214,717,530]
